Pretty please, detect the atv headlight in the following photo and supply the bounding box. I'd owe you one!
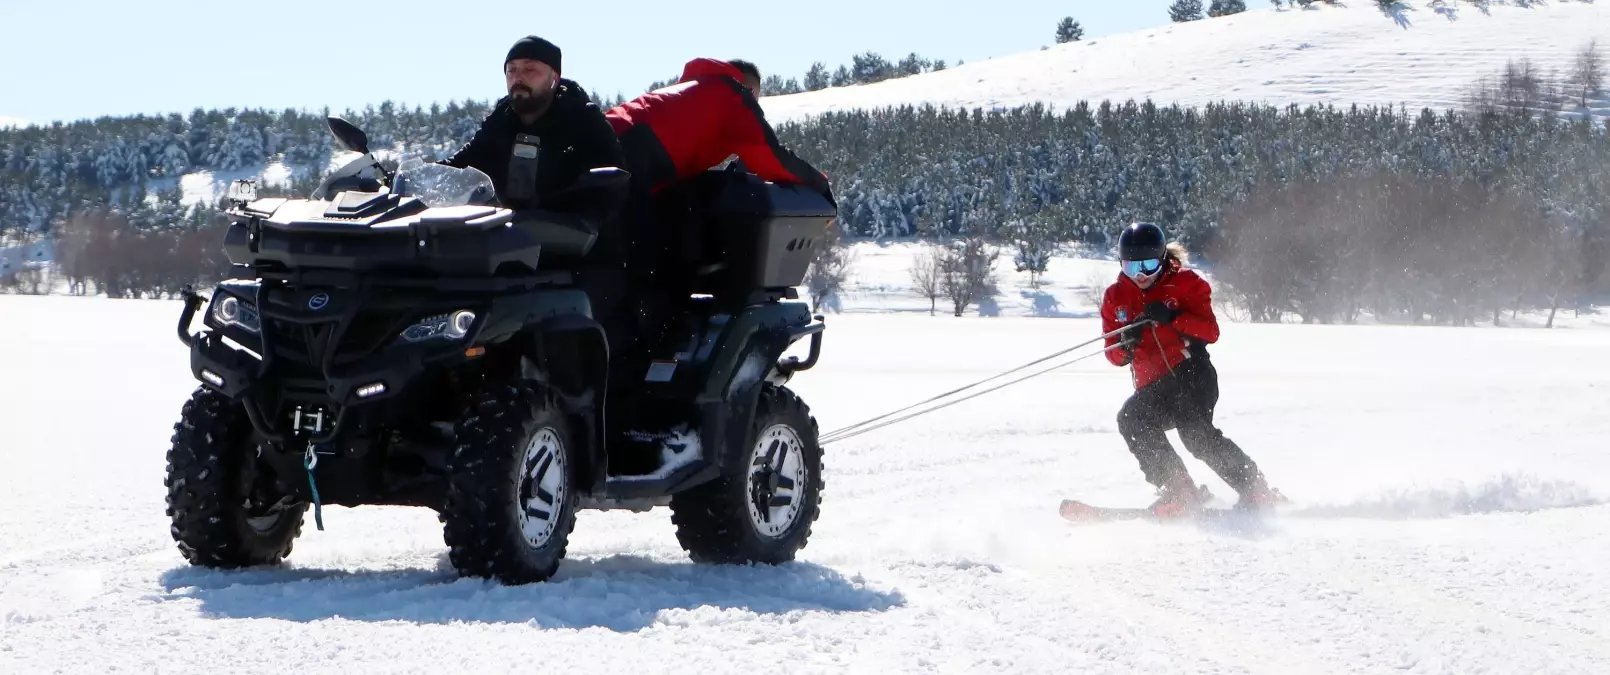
[400,310,476,343]
[210,295,261,334]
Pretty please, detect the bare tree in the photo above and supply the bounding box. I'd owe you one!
[1500,58,1546,116]
[1571,39,1605,110]
[51,205,232,300]
[939,236,1000,317]
[803,221,853,313]
[12,228,50,295]
[908,242,943,316]
[1212,166,1566,327]
[1464,72,1502,118]
[1081,269,1110,310]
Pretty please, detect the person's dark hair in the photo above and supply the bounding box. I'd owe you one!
[729,59,761,84]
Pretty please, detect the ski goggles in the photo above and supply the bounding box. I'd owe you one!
[1122,258,1163,278]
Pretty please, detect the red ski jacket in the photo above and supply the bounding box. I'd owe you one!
[604,58,833,200]
[1101,259,1221,390]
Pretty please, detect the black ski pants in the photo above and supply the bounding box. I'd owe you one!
[1116,353,1262,495]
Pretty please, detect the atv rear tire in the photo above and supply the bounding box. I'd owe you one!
[165,387,306,568]
[670,385,823,564]
[441,382,578,585]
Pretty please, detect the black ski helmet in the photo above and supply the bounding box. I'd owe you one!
[1118,222,1167,261]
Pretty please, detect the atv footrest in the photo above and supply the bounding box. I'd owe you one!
[603,462,720,500]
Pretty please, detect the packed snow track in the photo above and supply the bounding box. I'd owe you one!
[2,295,1607,674]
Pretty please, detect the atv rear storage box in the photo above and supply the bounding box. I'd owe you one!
[660,170,837,302]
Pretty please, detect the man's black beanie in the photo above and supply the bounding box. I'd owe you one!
[505,36,561,74]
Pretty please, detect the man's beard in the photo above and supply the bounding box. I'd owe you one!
[509,83,554,117]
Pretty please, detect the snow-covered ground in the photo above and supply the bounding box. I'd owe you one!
[760,2,1610,125]
[3,290,1608,674]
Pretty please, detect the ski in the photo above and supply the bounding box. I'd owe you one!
[1058,499,1267,524]
[1058,500,1159,522]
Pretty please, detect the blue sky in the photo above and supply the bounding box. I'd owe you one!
[1,0,1187,126]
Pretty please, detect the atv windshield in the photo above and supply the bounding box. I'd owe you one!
[391,159,499,207]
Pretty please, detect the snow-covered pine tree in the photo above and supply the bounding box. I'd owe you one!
[1169,0,1205,22]
[804,62,829,91]
[1010,216,1055,289]
[1055,17,1085,44]
[897,53,929,76]
[851,52,895,84]
[1209,0,1247,16]
[830,65,852,87]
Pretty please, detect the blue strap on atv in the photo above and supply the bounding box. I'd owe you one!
[304,443,325,531]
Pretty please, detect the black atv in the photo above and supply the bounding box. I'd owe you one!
[166,117,832,584]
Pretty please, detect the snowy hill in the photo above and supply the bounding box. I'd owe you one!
[143,2,1610,210]
[759,2,1610,124]
[2,294,1608,673]
[134,2,1610,213]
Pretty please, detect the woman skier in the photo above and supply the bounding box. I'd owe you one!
[1086,222,1283,518]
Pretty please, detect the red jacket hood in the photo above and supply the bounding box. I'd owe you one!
[679,58,745,83]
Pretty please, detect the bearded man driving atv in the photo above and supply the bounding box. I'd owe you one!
[440,35,625,212]
[438,35,634,372]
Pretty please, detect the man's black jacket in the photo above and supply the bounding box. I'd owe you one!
[440,78,625,211]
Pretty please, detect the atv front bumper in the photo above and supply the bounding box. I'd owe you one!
[175,284,480,445]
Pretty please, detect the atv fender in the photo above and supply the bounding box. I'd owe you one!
[527,316,610,494]
[476,289,609,495]
[692,301,814,479]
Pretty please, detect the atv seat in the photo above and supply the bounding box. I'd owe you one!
[650,169,836,306]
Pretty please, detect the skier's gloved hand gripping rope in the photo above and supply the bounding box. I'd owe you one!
[818,319,1155,446]
[1142,301,1177,325]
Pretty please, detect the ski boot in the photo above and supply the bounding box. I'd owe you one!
[1148,475,1212,519]
[1234,473,1288,512]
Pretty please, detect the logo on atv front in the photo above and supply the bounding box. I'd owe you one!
[307,293,330,311]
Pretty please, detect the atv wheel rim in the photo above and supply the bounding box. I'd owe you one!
[746,424,808,538]
[518,428,567,548]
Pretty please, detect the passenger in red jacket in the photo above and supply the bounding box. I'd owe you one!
[1094,222,1283,518]
[604,58,834,201]
[600,58,836,392]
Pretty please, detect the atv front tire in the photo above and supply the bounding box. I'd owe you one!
[441,382,579,585]
[670,385,823,564]
[165,387,306,568]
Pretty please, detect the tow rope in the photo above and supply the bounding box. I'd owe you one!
[818,320,1153,446]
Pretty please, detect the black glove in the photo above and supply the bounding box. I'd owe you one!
[1117,323,1143,348]
[1114,323,1143,364]
[1143,301,1178,325]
